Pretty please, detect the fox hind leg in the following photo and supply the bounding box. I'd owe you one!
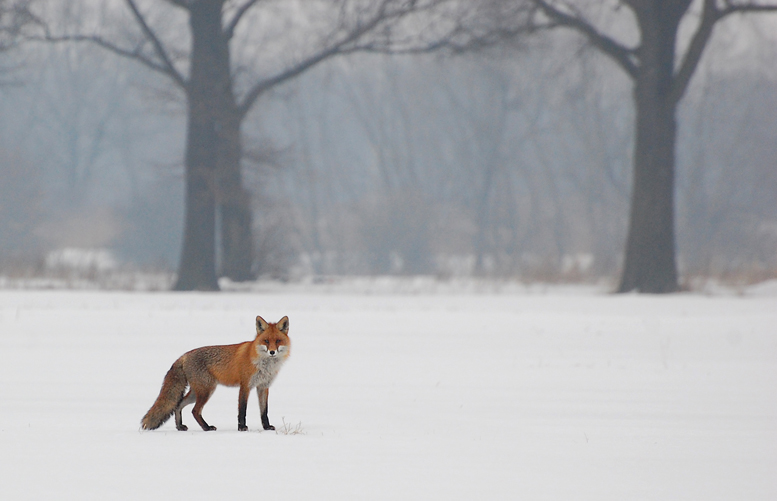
[191,386,217,431]
[175,390,195,431]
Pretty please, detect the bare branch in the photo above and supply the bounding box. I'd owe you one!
[531,0,639,78]
[670,0,720,104]
[124,0,186,88]
[721,0,777,15]
[237,0,410,118]
[354,1,537,55]
[164,0,190,8]
[225,0,263,40]
[671,0,777,104]
[235,0,522,116]
[351,21,536,55]
[40,33,186,89]
[237,42,341,119]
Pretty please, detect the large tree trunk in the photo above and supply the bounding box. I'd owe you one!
[217,111,255,282]
[173,0,229,291]
[618,8,680,293]
[174,150,218,291]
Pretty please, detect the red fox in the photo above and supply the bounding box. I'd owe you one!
[141,315,291,432]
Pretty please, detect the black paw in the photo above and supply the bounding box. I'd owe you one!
[238,425,248,432]
[264,424,275,431]
[176,425,188,431]
[204,425,217,431]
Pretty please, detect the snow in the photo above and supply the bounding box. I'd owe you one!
[0,287,775,500]
[44,248,119,273]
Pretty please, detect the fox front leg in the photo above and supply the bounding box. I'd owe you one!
[257,387,274,430]
[238,385,250,431]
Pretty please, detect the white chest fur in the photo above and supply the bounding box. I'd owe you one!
[249,356,286,389]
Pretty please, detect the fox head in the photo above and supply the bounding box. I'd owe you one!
[255,315,291,359]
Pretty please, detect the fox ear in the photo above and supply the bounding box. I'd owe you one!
[277,316,289,334]
[256,316,269,333]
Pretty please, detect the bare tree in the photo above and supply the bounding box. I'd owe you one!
[38,0,509,290]
[218,27,775,282]
[526,0,777,292]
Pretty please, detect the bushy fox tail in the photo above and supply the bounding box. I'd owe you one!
[141,358,187,430]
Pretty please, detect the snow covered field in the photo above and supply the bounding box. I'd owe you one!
[1,285,775,500]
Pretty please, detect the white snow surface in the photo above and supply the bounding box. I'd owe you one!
[0,288,775,500]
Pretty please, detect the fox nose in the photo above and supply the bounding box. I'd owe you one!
[269,350,276,356]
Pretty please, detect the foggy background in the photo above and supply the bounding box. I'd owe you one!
[1,1,775,288]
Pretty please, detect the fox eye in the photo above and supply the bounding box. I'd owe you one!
[264,340,270,345]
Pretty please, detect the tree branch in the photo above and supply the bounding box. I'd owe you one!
[225,0,263,40]
[721,0,777,15]
[28,0,187,89]
[350,21,536,55]
[237,42,342,119]
[124,0,186,88]
[38,33,187,89]
[353,2,537,55]
[164,0,190,8]
[671,0,777,104]
[236,0,407,118]
[670,0,720,104]
[531,0,639,79]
